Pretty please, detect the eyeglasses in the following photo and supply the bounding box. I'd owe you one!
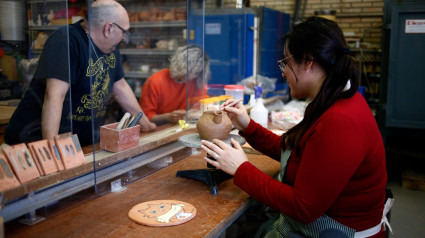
[277,55,293,73]
[112,23,130,44]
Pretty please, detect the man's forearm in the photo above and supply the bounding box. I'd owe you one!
[42,78,69,139]
[41,95,64,139]
[113,79,143,115]
[150,113,171,126]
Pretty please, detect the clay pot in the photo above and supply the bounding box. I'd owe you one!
[196,108,232,140]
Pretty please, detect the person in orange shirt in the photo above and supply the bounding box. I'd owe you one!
[139,45,210,125]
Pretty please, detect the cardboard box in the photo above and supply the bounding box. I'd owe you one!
[402,170,425,192]
[100,122,140,153]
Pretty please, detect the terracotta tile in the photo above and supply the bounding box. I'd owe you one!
[55,136,85,169]
[28,143,43,175]
[48,139,64,171]
[2,143,40,184]
[28,140,58,176]
[71,134,86,164]
[0,154,20,192]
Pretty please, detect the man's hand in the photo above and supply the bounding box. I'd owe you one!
[168,110,186,123]
[138,114,156,131]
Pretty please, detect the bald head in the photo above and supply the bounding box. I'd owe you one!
[89,0,129,28]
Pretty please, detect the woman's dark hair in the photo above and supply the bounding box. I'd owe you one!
[282,17,359,151]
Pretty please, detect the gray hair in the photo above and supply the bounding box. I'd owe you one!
[169,45,211,89]
[88,2,122,27]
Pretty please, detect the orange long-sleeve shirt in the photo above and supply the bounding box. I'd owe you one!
[139,68,206,120]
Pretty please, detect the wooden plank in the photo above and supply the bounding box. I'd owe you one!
[5,152,280,238]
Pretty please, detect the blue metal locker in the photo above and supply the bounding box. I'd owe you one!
[188,8,254,85]
[188,7,290,87]
[257,7,291,82]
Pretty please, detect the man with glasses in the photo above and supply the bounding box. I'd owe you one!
[5,0,156,147]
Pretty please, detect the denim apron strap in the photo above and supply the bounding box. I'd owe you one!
[265,150,357,238]
[261,150,391,238]
[277,149,292,182]
[274,214,357,238]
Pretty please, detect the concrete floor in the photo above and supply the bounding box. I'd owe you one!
[387,180,425,238]
[386,136,425,238]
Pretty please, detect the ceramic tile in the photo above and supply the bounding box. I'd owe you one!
[0,154,20,192]
[55,136,85,169]
[28,143,43,175]
[48,139,64,171]
[71,134,86,164]
[28,140,58,175]
[2,143,40,184]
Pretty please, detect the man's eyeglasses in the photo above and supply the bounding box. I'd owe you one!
[277,55,293,73]
[112,23,130,44]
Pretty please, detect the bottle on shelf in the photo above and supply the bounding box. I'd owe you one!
[250,86,268,128]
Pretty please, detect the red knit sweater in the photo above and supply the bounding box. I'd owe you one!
[235,93,387,237]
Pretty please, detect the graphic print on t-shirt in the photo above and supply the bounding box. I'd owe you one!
[71,53,117,122]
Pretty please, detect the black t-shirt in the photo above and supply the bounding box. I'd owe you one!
[5,20,124,146]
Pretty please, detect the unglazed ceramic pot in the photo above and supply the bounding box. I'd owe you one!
[196,108,232,140]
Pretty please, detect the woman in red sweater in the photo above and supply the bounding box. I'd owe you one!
[201,17,391,238]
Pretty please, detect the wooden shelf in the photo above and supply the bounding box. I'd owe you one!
[28,25,62,30]
[130,21,186,28]
[125,71,151,78]
[120,48,175,55]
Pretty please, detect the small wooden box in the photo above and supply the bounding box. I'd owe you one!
[100,122,140,153]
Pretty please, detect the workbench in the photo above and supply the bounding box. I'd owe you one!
[5,148,280,237]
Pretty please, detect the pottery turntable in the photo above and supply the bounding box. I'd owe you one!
[176,107,245,195]
[177,133,246,195]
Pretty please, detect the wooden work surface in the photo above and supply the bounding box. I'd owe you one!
[0,105,16,125]
[5,152,280,238]
[0,105,17,144]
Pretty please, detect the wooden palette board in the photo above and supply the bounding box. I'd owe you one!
[2,143,40,184]
[128,200,197,227]
[0,154,20,192]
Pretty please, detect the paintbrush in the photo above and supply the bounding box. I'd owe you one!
[219,98,243,111]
